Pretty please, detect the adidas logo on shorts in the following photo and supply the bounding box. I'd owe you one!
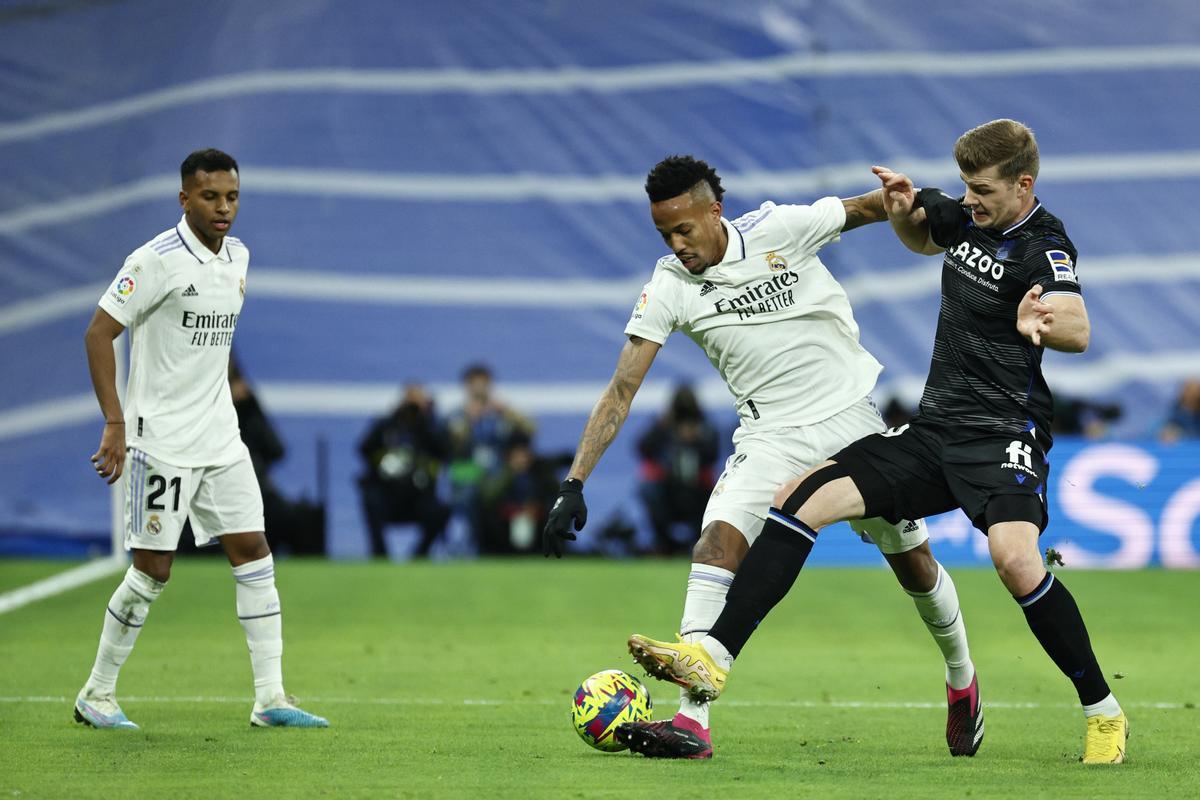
[903,520,920,534]
[182,284,198,297]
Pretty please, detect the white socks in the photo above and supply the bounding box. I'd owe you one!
[906,562,974,689]
[676,564,734,728]
[233,554,285,705]
[1083,693,1123,718]
[84,566,164,697]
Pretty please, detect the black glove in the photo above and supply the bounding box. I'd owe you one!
[543,478,586,558]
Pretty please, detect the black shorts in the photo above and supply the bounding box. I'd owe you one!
[830,418,1050,534]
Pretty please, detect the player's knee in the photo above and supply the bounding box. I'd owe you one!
[132,551,172,583]
[222,533,270,567]
[990,548,1042,595]
[885,542,937,593]
[691,521,746,571]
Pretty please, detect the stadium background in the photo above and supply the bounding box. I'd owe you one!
[1,0,1197,567]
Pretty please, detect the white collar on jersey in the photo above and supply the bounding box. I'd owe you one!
[1001,199,1043,236]
[715,218,747,265]
[175,214,233,264]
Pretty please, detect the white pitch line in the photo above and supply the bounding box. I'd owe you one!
[0,555,126,616]
[0,695,1185,710]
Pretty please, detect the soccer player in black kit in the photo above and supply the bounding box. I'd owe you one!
[625,120,1128,765]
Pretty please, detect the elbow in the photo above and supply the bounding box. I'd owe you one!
[1075,323,1091,353]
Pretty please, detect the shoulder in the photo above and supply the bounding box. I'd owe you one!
[226,235,249,257]
[142,226,186,261]
[729,201,779,235]
[1016,209,1077,261]
[124,238,169,275]
[745,197,844,245]
[650,254,687,283]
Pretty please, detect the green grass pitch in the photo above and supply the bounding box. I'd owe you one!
[1,559,1197,798]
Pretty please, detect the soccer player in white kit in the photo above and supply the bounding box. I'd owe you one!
[544,156,981,759]
[74,149,328,730]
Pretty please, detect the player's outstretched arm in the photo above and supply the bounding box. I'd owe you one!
[567,335,659,483]
[872,165,942,255]
[1017,285,1090,352]
[84,308,127,484]
[542,335,659,557]
[839,188,887,232]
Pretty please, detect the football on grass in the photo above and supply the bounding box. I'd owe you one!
[571,669,652,751]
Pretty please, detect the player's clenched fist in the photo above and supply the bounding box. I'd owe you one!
[543,478,587,558]
[91,422,126,485]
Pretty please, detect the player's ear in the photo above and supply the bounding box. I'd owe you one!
[710,200,722,221]
[1017,174,1034,197]
[178,189,187,209]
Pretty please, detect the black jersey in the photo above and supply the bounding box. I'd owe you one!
[912,188,1083,442]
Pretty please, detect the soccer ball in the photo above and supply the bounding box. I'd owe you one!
[571,669,652,752]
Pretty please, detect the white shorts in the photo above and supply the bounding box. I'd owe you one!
[124,447,265,551]
[702,397,928,554]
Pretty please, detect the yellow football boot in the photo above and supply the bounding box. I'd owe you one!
[627,633,727,702]
[1082,712,1129,764]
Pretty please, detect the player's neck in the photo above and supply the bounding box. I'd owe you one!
[185,217,224,255]
[715,224,729,263]
[1000,195,1038,231]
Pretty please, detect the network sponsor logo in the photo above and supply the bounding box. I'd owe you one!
[1001,440,1038,477]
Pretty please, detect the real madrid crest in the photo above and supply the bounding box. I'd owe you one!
[766,251,787,272]
[146,514,162,535]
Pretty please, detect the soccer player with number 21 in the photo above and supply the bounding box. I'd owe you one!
[74,149,328,731]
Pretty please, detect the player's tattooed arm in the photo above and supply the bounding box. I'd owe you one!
[840,188,888,232]
[567,335,660,483]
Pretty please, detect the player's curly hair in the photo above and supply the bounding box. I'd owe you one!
[644,155,724,203]
[181,148,239,181]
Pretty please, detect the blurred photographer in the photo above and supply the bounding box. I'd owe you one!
[636,385,720,555]
[358,384,451,558]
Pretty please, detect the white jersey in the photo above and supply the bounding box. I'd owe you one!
[98,215,249,467]
[624,197,882,432]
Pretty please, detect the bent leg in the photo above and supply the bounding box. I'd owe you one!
[79,553,169,709]
[675,521,746,732]
[991,520,1116,709]
[703,462,865,663]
